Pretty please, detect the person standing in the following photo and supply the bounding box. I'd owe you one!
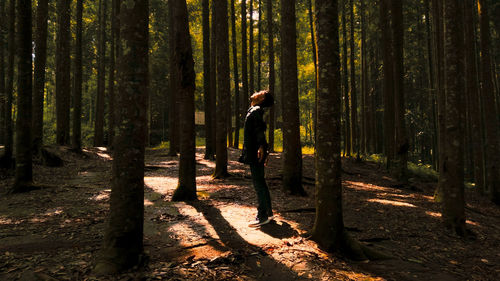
[239,90,275,227]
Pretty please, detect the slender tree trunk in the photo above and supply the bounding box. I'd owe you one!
[342,0,350,157]
[32,0,48,154]
[267,0,275,152]
[241,0,249,117]
[380,0,395,170]
[168,0,180,156]
[210,0,217,157]
[360,0,367,155]
[107,0,117,148]
[94,0,149,274]
[231,0,241,149]
[95,0,107,147]
[56,0,71,145]
[307,0,318,144]
[391,0,408,181]
[249,0,255,94]
[349,0,359,160]
[464,0,485,193]
[213,0,230,178]
[478,0,500,204]
[203,0,215,159]
[11,0,33,192]
[0,0,5,147]
[72,0,83,151]
[442,0,467,235]
[281,0,306,196]
[172,0,197,201]
[257,0,262,90]
[2,0,15,164]
[425,0,438,170]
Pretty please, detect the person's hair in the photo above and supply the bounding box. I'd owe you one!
[259,90,274,108]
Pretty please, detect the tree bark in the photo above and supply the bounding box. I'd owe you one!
[281,0,305,196]
[168,0,180,156]
[107,0,117,148]
[32,0,49,154]
[241,0,249,120]
[266,0,275,152]
[213,0,230,178]
[209,0,217,158]
[360,0,368,155]
[349,0,359,160]
[231,0,241,149]
[257,0,262,90]
[72,0,83,151]
[249,0,255,94]
[342,0,350,157]
[203,0,215,159]
[478,0,500,204]
[307,0,318,144]
[172,0,197,201]
[11,0,33,192]
[95,0,107,147]
[0,0,5,147]
[56,0,71,145]
[94,0,149,274]
[442,0,467,235]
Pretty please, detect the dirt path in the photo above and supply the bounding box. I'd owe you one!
[1,146,499,280]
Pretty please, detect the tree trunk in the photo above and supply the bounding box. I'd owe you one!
[380,0,395,170]
[95,0,107,147]
[478,0,500,204]
[307,0,318,144]
[213,0,230,179]
[32,0,48,154]
[360,0,367,155]
[209,0,217,158]
[257,0,262,90]
[249,0,254,94]
[107,0,117,148]
[0,0,5,147]
[94,0,149,274]
[464,0,485,193]
[442,0,467,235]
[72,0,83,151]
[349,0,359,160]
[231,0,240,149]
[241,0,249,122]
[172,0,197,202]
[342,0,350,157]
[11,0,33,192]
[266,0,275,152]
[168,0,180,156]
[56,0,71,145]
[281,0,305,196]
[203,0,215,159]
[390,0,408,181]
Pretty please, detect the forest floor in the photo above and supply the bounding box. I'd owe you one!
[0,146,499,281]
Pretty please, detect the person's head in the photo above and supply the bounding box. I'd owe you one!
[250,90,274,108]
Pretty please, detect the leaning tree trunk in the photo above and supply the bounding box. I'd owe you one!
[72,0,83,151]
[203,0,215,159]
[32,0,49,154]
[442,0,467,236]
[342,0,350,157]
[11,0,33,193]
[478,0,500,204]
[56,0,71,145]
[94,0,149,274]
[267,0,275,152]
[171,0,197,202]
[213,0,230,179]
[281,0,306,196]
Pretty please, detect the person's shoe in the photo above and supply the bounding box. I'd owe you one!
[248,217,271,228]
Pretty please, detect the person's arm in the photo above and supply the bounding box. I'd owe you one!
[254,109,268,162]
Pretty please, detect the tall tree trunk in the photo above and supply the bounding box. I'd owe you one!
[172,0,197,201]
[349,0,359,160]
[380,0,395,170]
[257,0,262,90]
[213,0,230,178]
[231,0,241,149]
[266,0,275,152]
[168,0,180,156]
[478,0,500,204]
[391,0,408,181]
[249,0,254,94]
[464,0,485,193]
[0,0,5,147]
[342,0,350,157]
[425,0,438,170]
[203,0,215,159]
[281,0,306,196]
[2,0,15,165]
[56,0,71,145]
[209,0,217,157]
[241,0,249,119]
[72,0,83,151]
[442,0,467,235]
[107,0,117,148]
[11,0,33,192]
[94,0,149,274]
[307,0,318,144]
[360,0,367,155]
[95,0,107,147]
[32,0,48,154]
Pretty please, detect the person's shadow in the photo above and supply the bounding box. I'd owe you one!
[259,220,298,239]
[188,200,310,281]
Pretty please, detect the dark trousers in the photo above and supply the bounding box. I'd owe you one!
[250,163,273,220]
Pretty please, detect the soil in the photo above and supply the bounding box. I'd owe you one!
[0,146,499,281]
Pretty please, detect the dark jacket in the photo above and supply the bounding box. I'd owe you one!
[239,105,268,164]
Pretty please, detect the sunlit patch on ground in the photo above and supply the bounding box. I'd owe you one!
[425,211,441,217]
[367,198,417,208]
